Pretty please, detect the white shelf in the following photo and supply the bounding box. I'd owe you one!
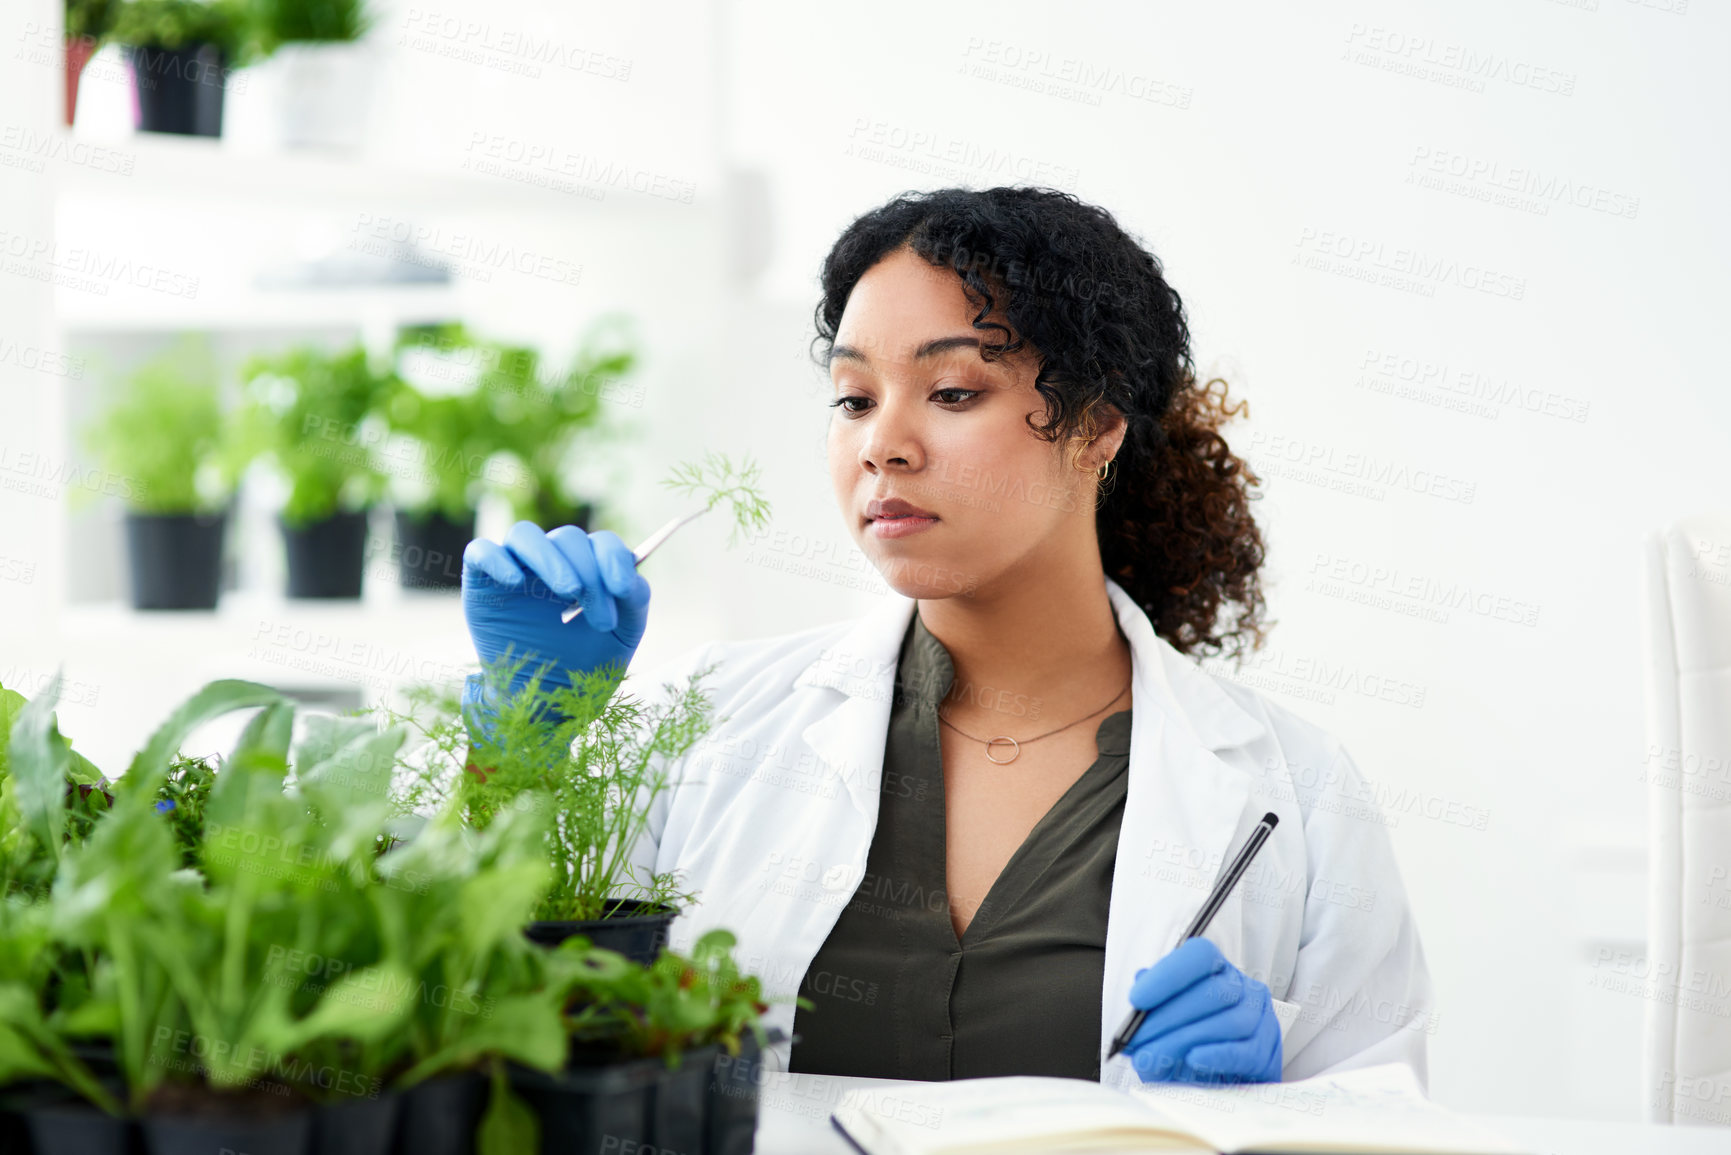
[53,128,715,218]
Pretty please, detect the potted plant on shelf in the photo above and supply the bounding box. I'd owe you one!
[492,317,642,533]
[250,0,376,151]
[108,0,253,137]
[237,342,393,599]
[382,324,510,592]
[81,336,240,611]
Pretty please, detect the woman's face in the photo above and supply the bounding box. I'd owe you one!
[826,245,1118,603]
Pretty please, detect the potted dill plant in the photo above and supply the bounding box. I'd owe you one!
[385,650,714,964]
[237,342,393,599]
[108,0,253,137]
[250,0,377,152]
[81,336,240,610]
[382,450,773,959]
[382,324,509,591]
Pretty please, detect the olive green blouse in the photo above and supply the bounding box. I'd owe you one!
[788,607,1133,1081]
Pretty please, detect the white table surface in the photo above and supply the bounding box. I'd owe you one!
[751,1071,1731,1155]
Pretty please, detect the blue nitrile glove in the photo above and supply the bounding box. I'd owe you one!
[461,520,651,740]
[1122,937,1282,1084]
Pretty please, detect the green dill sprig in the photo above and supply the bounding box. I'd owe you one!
[660,451,772,547]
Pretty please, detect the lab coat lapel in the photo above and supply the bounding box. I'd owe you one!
[791,594,916,818]
[1097,576,1267,1087]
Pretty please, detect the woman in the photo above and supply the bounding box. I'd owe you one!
[460,186,1433,1091]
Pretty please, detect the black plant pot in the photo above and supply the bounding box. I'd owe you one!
[123,509,226,610]
[125,43,227,137]
[282,509,369,599]
[311,1091,400,1155]
[389,1072,485,1155]
[510,1047,681,1155]
[650,1042,720,1155]
[394,509,475,591]
[707,1030,767,1155]
[142,1111,310,1155]
[524,900,676,966]
[15,1086,136,1155]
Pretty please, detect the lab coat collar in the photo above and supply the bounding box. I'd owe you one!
[791,574,1267,816]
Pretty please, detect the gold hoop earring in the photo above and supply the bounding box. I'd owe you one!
[1096,459,1114,482]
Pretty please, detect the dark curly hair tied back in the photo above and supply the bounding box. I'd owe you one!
[814,186,1268,662]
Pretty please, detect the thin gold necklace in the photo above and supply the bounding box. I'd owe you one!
[938,679,1131,764]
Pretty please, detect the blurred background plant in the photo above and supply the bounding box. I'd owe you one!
[489,316,639,530]
[234,342,392,528]
[81,335,237,517]
[249,0,370,54]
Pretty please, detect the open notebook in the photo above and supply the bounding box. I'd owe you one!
[830,1063,1530,1155]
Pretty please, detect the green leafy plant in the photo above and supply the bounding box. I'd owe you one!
[378,649,718,923]
[382,325,512,524]
[663,450,773,547]
[0,671,779,1155]
[487,317,636,528]
[251,0,369,51]
[236,342,394,528]
[81,336,237,515]
[108,0,255,63]
[557,929,788,1066]
[65,0,117,42]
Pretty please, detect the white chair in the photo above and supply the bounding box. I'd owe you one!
[1641,512,1731,1126]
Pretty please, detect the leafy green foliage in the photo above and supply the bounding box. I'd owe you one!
[481,317,635,527]
[65,0,117,42]
[236,342,394,527]
[377,649,717,922]
[108,0,255,62]
[81,336,235,515]
[252,0,369,50]
[557,929,794,1066]
[1,676,112,900]
[663,451,774,547]
[0,658,776,1137]
[382,325,514,523]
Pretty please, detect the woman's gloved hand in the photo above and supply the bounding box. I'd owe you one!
[1122,937,1282,1084]
[460,521,652,735]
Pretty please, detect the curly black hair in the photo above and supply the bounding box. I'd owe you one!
[812,186,1268,663]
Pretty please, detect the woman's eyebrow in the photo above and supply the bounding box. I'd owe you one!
[828,334,983,368]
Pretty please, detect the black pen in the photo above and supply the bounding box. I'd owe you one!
[1106,811,1280,1060]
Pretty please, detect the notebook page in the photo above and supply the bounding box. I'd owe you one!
[833,1075,1212,1154]
[1127,1064,1530,1155]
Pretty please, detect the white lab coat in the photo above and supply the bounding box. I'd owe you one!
[621,574,1434,1090]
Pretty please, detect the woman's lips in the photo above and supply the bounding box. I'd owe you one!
[867,514,938,539]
